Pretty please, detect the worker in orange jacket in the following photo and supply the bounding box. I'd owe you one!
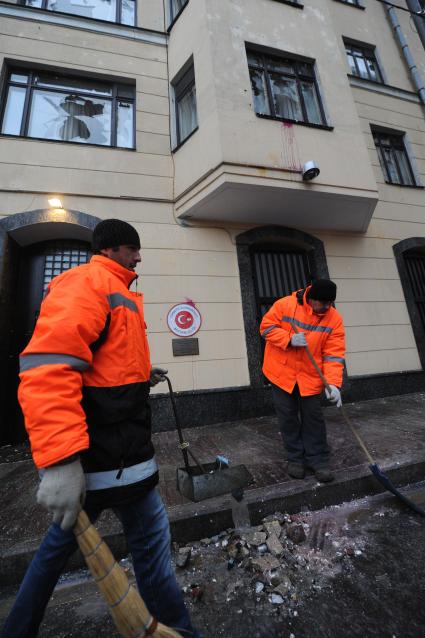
[260,279,345,483]
[2,219,202,638]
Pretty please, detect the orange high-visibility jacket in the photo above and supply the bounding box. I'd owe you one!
[18,255,152,471]
[260,287,345,396]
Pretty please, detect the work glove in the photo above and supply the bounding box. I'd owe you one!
[290,332,307,347]
[325,384,342,408]
[37,458,86,531]
[150,367,168,386]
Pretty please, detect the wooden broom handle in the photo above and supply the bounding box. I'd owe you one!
[290,321,375,465]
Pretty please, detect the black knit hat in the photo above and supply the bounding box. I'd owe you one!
[92,219,140,251]
[308,279,337,302]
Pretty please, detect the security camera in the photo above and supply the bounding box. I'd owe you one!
[302,160,320,181]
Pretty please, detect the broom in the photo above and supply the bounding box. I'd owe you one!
[291,321,425,516]
[73,510,183,638]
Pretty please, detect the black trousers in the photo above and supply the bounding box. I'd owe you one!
[271,383,329,469]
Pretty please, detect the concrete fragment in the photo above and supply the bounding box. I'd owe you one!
[264,521,282,537]
[287,524,306,544]
[176,547,191,569]
[251,554,280,573]
[244,530,267,546]
[266,533,284,557]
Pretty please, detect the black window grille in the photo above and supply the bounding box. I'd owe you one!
[345,41,383,83]
[252,249,310,320]
[1,68,135,148]
[372,130,416,186]
[170,0,188,21]
[21,0,135,25]
[174,64,198,145]
[247,48,326,126]
[404,251,425,336]
[42,241,91,294]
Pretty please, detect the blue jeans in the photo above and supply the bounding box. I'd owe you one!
[1,488,202,638]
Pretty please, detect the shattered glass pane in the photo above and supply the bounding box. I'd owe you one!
[270,74,302,121]
[249,68,270,115]
[117,101,134,148]
[1,86,26,135]
[46,0,117,23]
[27,90,112,145]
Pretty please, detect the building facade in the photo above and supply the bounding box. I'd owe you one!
[0,0,424,444]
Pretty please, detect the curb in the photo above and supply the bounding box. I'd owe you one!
[2,455,425,586]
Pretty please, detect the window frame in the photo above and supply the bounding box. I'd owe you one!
[172,63,198,148]
[0,66,136,149]
[344,40,383,83]
[372,128,417,187]
[168,0,189,26]
[20,0,136,26]
[246,47,328,128]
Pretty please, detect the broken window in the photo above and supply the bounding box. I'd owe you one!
[22,0,135,25]
[372,129,416,186]
[246,48,326,126]
[1,68,135,148]
[344,40,383,83]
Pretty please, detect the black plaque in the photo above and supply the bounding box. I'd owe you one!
[172,338,199,356]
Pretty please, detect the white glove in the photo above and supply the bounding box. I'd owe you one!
[150,367,168,386]
[325,385,342,408]
[291,332,307,347]
[37,458,86,531]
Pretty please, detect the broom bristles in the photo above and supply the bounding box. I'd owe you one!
[74,510,182,638]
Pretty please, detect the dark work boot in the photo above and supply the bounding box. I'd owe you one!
[314,467,334,483]
[287,462,305,479]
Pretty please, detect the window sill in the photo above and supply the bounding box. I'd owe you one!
[172,126,199,153]
[333,0,365,9]
[270,0,304,9]
[0,133,136,151]
[255,113,333,131]
[167,1,189,32]
[347,73,384,86]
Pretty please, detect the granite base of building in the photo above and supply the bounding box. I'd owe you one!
[151,369,425,432]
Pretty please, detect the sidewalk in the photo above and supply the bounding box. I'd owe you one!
[1,392,425,585]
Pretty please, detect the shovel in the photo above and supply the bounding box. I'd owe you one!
[291,321,425,517]
[164,376,253,502]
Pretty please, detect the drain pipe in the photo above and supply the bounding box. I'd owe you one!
[405,0,425,53]
[386,4,425,105]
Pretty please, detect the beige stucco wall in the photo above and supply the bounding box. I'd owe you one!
[1,0,425,394]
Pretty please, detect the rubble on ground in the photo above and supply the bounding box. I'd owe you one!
[173,504,373,620]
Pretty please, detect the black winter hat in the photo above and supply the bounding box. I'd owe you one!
[308,279,337,302]
[92,219,140,251]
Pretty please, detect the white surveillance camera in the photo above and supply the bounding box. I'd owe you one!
[302,160,320,181]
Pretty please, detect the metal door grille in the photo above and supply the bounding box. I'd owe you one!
[252,249,310,319]
[43,241,91,293]
[404,251,425,331]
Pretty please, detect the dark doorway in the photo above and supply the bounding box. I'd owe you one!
[3,239,91,445]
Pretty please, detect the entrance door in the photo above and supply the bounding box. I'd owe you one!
[4,240,91,445]
[251,247,310,383]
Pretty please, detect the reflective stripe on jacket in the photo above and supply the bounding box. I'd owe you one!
[260,287,345,396]
[18,256,153,480]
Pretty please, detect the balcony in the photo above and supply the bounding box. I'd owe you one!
[174,162,378,232]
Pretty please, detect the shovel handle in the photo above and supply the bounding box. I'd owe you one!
[164,376,206,474]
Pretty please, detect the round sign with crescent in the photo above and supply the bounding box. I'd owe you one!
[167,303,202,337]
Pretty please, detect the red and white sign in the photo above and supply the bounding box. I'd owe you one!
[167,302,202,337]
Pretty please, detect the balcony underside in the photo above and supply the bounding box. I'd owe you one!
[175,165,378,232]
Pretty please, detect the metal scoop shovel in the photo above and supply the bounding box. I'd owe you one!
[164,376,253,502]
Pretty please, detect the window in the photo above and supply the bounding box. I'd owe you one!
[372,130,416,186]
[1,68,135,148]
[169,0,188,22]
[21,0,135,25]
[246,49,326,126]
[173,64,198,146]
[345,41,383,83]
